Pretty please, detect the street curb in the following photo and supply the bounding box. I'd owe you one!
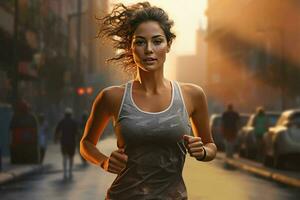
[224,158,300,188]
[0,164,51,185]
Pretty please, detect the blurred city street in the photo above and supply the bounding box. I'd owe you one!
[1,0,300,199]
[1,137,300,200]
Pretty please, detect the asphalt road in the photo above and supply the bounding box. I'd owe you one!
[1,137,300,200]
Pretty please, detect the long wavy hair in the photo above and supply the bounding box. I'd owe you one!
[97,1,176,74]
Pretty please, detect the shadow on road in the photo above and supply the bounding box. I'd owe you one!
[223,162,237,171]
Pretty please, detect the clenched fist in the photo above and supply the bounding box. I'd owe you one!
[102,148,128,174]
[183,135,206,161]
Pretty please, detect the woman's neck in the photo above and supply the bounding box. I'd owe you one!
[134,69,169,94]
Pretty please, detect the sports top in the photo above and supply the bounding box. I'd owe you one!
[106,80,192,200]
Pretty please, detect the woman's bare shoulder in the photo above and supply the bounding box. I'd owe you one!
[92,84,126,115]
[176,82,207,115]
[177,81,205,98]
[96,84,126,103]
[103,84,126,96]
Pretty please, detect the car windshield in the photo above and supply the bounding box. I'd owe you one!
[268,114,280,126]
[290,112,300,126]
[240,115,249,126]
[247,113,279,127]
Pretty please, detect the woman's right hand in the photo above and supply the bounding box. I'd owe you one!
[102,148,128,174]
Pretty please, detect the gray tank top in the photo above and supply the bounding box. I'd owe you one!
[106,80,192,200]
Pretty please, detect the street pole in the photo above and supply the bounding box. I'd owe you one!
[76,0,82,74]
[12,0,19,104]
[280,30,285,111]
[74,0,82,117]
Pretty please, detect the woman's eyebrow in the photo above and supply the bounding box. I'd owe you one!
[133,35,164,39]
[133,36,145,39]
[152,35,164,39]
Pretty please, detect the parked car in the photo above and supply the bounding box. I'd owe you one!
[210,113,250,152]
[262,109,300,169]
[235,113,251,150]
[240,114,251,128]
[210,114,223,151]
[238,111,280,159]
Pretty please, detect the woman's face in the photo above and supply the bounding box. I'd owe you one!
[131,21,170,72]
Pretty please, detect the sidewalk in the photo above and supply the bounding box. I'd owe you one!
[0,136,109,186]
[0,157,48,185]
[0,141,84,185]
[0,144,57,185]
[217,152,300,188]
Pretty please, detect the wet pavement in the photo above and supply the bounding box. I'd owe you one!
[1,137,300,200]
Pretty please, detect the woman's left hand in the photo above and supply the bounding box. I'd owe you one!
[183,135,205,160]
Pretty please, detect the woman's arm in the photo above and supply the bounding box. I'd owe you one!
[80,87,128,173]
[80,88,112,166]
[184,84,217,162]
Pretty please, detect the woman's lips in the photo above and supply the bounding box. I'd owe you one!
[143,58,157,64]
[143,58,157,61]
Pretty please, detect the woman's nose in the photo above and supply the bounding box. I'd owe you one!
[145,43,153,54]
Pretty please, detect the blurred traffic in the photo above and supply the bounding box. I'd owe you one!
[262,109,300,169]
[210,107,300,171]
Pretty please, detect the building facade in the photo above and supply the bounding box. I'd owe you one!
[176,28,207,89]
[206,0,300,113]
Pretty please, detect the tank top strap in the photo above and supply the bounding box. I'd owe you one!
[172,81,190,119]
[171,80,181,102]
[114,80,134,126]
[123,80,134,107]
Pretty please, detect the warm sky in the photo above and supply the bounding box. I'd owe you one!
[110,0,208,55]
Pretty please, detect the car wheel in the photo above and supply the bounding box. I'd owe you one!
[245,147,255,159]
[274,153,285,169]
[262,145,271,166]
[239,148,245,158]
[262,152,273,167]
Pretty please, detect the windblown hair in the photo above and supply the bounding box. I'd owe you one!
[97,1,176,74]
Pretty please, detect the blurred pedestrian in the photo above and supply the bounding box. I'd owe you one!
[221,104,240,158]
[9,99,39,163]
[253,106,268,161]
[54,108,79,180]
[38,114,49,164]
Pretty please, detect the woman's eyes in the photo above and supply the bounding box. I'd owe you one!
[134,40,145,46]
[153,40,163,45]
[134,39,163,46]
